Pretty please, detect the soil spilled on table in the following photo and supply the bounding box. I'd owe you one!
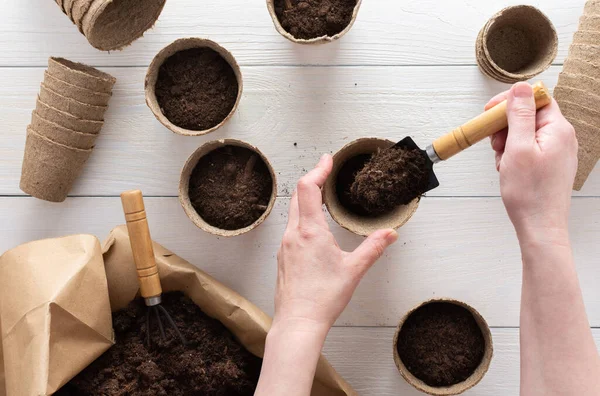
[274,0,357,40]
[397,302,485,388]
[486,26,534,73]
[155,47,239,131]
[189,145,273,230]
[55,292,262,396]
[336,146,429,217]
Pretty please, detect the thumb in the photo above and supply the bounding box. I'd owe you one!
[348,229,399,275]
[505,82,537,154]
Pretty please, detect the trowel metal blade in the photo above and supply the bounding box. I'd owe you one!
[393,136,440,193]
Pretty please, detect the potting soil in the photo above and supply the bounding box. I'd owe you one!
[189,146,273,230]
[396,302,485,387]
[486,26,534,73]
[55,292,262,396]
[274,0,357,40]
[347,146,429,216]
[155,47,238,131]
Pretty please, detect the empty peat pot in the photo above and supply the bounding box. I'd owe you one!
[266,0,362,44]
[179,139,277,237]
[477,5,558,83]
[323,138,420,237]
[393,299,493,395]
[145,38,243,136]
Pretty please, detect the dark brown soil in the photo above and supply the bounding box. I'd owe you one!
[155,48,239,131]
[274,0,357,40]
[487,26,534,72]
[397,302,485,388]
[55,292,262,396]
[336,147,429,217]
[189,146,273,230]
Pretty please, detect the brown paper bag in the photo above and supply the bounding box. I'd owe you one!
[0,235,113,396]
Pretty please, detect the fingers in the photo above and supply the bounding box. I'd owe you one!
[485,91,509,111]
[287,190,299,228]
[505,82,537,154]
[490,129,508,152]
[348,229,399,276]
[297,154,333,226]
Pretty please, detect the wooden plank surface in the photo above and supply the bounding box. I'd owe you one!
[0,196,598,328]
[0,0,585,67]
[1,66,599,197]
[322,327,600,395]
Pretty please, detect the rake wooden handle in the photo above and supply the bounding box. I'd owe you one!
[121,190,162,300]
[432,81,552,161]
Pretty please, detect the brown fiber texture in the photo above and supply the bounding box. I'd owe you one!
[71,0,94,32]
[48,57,116,93]
[396,302,486,388]
[39,84,107,121]
[155,48,239,132]
[274,0,357,40]
[476,6,557,83]
[349,146,429,216]
[188,145,274,231]
[55,292,262,396]
[44,71,111,106]
[82,0,166,51]
[20,128,92,202]
[36,99,103,134]
[31,112,97,150]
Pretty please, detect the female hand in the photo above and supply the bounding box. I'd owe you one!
[274,154,399,334]
[487,82,578,244]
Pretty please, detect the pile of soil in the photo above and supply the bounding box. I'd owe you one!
[189,146,273,230]
[56,292,262,396]
[155,48,239,131]
[396,302,485,387]
[487,26,534,73]
[274,0,357,40]
[336,146,429,217]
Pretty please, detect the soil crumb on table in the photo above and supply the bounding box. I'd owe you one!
[55,292,262,396]
[397,302,485,387]
[189,145,273,230]
[337,146,429,216]
[155,48,239,131]
[274,0,357,40]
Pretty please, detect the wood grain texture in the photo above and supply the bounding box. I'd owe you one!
[0,0,585,67]
[322,327,600,395]
[0,196,597,328]
[2,66,599,197]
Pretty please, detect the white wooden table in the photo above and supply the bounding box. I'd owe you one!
[1,1,599,394]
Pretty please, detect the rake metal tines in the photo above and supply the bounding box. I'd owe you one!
[145,302,187,347]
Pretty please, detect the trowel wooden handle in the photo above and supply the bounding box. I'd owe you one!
[432,81,552,161]
[121,190,162,300]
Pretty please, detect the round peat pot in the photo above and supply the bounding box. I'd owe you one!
[393,299,494,395]
[179,139,277,237]
[145,38,243,136]
[478,5,557,83]
[323,138,420,237]
[266,0,362,44]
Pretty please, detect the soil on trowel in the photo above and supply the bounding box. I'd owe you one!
[396,302,485,388]
[189,146,273,230]
[336,146,429,217]
[155,47,239,131]
[486,26,534,73]
[274,0,357,40]
[55,292,262,396]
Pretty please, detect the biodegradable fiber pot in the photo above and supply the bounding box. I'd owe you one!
[145,38,243,136]
[179,139,277,237]
[393,299,494,395]
[48,57,116,94]
[477,5,558,83]
[323,138,420,237]
[266,0,362,44]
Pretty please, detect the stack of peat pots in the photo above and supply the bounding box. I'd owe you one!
[20,57,115,202]
[476,5,558,83]
[53,0,166,51]
[554,0,600,190]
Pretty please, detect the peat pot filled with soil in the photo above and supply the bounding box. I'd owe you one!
[180,139,277,237]
[393,299,494,395]
[323,138,422,236]
[266,0,362,44]
[145,38,243,136]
